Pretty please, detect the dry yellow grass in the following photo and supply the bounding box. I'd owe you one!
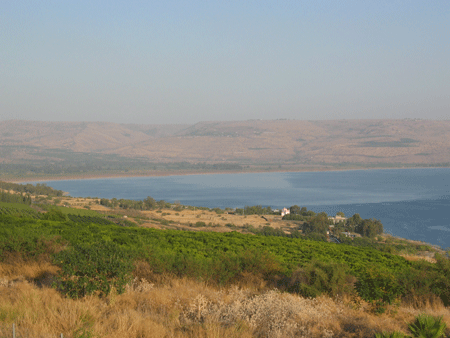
[400,254,437,264]
[142,208,288,229]
[0,259,59,283]
[1,260,449,338]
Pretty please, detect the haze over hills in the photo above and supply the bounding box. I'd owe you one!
[1,119,449,178]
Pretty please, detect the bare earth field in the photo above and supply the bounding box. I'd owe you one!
[1,119,449,181]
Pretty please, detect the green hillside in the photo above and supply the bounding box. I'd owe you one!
[1,212,449,312]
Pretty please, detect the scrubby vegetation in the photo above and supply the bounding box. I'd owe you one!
[236,205,274,215]
[1,208,449,308]
[376,314,448,338]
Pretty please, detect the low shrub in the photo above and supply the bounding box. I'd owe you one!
[408,314,447,338]
[378,313,447,338]
[41,209,67,221]
[356,267,404,313]
[0,217,63,261]
[212,208,224,214]
[53,241,133,298]
[287,260,356,298]
[399,256,450,307]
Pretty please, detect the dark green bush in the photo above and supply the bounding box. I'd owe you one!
[212,208,224,214]
[356,267,404,313]
[259,225,286,237]
[282,214,307,221]
[54,241,133,298]
[304,232,328,242]
[398,256,450,307]
[408,314,447,338]
[288,260,355,298]
[141,246,283,286]
[41,209,67,221]
[376,313,448,338]
[0,217,63,261]
[194,221,206,227]
[434,254,450,305]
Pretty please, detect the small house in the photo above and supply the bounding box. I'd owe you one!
[281,208,290,217]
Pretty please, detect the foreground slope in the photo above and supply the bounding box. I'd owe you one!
[0,182,449,337]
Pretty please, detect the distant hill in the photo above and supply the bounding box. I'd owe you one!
[1,119,449,178]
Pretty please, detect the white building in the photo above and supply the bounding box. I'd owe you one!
[281,207,290,217]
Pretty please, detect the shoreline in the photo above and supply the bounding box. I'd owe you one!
[4,167,351,183]
[3,165,445,184]
[2,166,448,250]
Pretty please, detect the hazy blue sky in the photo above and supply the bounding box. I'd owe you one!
[1,1,449,124]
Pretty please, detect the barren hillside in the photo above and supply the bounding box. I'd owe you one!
[1,119,449,176]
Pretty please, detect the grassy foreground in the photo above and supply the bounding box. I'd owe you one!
[1,260,449,338]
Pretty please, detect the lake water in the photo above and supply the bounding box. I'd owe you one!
[36,168,450,249]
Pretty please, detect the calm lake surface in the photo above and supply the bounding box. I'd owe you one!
[37,168,450,248]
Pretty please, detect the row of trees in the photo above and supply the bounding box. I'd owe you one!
[289,205,309,215]
[283,205,318,219]
[335,213,384,238]
[297,211,384,239]
[0,190,32,205]
[235,205,273,215]
[99,196,171,210]
[355,218,384,238]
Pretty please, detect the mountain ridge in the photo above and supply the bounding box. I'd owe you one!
[1,119,449,174]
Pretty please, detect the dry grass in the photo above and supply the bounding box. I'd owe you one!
[1,260,449,338]
[0,254,59,283]
[400,254,437,264]
[52,195,298,234]
[141,208,288,229]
